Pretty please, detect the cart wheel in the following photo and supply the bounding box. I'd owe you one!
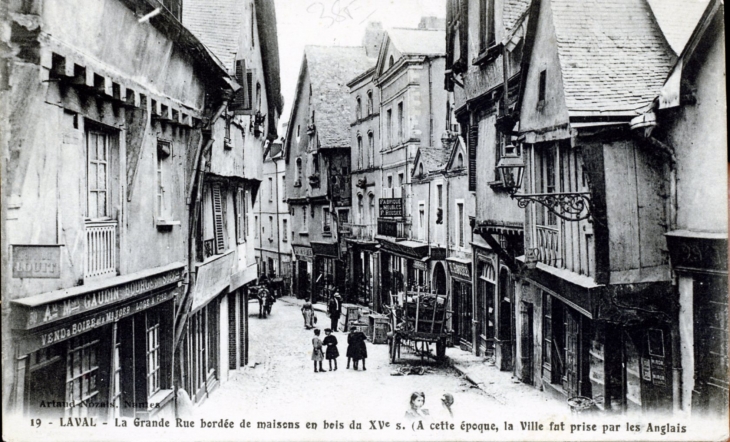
[436,339,446,361]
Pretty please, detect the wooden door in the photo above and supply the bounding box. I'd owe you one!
[563,308,580,396]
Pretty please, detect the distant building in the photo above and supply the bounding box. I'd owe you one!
[284,46,372,303]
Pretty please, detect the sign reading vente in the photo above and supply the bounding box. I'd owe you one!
[379,198,403,218]
[13,245,62,279]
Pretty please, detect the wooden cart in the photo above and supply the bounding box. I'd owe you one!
[386,288,452,363]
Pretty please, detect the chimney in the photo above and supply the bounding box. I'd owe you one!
[418,16,446,30]
[362,21,384,58]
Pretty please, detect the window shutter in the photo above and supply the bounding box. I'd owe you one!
[232,62,254,115]
[212,184,226,253]
[246,71,254,110]
[459,0,469,64]
[235,187,244,243]
[468,123,478,191]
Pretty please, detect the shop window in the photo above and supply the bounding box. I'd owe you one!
[65,334,100,417]
[146,310,161,398]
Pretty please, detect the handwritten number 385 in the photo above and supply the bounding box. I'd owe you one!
[307,0,356,28]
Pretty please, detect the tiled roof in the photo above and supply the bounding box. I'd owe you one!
[551,0,675,114]
[388,28,446,56]
[183,0,243,69]
[305,46,374,148]
[647,0,709,54]
[418,146,450,173]
[504,0,530,33]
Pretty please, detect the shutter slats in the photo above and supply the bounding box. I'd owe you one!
[212,184,226,253]
[468,123,478,191]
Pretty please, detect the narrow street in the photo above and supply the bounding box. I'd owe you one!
[197,297,555,425]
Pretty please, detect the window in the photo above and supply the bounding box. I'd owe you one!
[356,96,362,120]
[296,125,301,140]
[295,158,302,183]
[457,202,465,247]
[312,153,319,174]
[87,129,111,219]
[281,176,285,200]
[457,153,464,169]
[268,177,273,201]
[161,0,182,20]
[269,216,273,239]
[323,207,331,232]
[419,163,424,177]
[302,207,307,231]
[357,136,363,169]
[437,185,443,209]
[282,219,288,242]
[479,0,496,51]
[156,140,173,220]
[536,145,557,226]
[358,195,364,223]
[419,203,426,241]
[368,132,375,167]
[538,70,547,103]
[146,310,161,398]
[235,187,247,243]
[398,172,404,187]
[368,194,375,225]
[367,90,373,115]
[250,1,255,47]
[256,82,261,111]
[389,55,395,67]
[397,102,404,142]
[254,215,259,239]
[386,109,392,146]
[211,183,227,253]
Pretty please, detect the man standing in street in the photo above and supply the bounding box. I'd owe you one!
[328,292,342,332]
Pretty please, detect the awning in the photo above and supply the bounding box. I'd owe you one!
[378,239,429,260]
[311,241,339,258]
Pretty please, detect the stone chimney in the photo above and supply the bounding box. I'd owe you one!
[362,21,384,58]
[418,16,446,30]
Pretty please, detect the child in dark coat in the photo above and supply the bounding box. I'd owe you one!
[346,326,368,370]
[323,328,339,371]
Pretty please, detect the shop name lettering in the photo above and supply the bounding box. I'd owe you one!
[448,263,470,278]
[39,292,171,347]
[30,271,181,327]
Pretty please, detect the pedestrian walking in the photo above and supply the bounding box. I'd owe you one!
[323,328,339,371]
[347,326,368,370]
[311,328,324,373]
[327,293,342,332]
[301,301,315,329]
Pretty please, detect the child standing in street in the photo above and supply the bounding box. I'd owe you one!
[323,328,339,371]
[311,328,324,372]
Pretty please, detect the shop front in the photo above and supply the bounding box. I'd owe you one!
[311,241,344,304]
[447,257,473,350]
[348,243,379,308]
[378,240,429,303]
[292,245,313,301]
[11,263,184,420]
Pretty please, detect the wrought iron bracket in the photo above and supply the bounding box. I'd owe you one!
[510,192,593,222]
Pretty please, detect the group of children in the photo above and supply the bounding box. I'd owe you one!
[311,327,368,372]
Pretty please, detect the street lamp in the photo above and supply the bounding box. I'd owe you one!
[496,151,594,223]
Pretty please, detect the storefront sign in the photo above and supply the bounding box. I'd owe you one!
[379,198,403,217]
[12,245,62,279]
[665,233,728,272]
[16,264,184,330]
[311,241,339,258]
[379,240,428,260]
[448,261,471,281]
[293,245,313,261]
[191,251,234,311]
[19,287,179,355]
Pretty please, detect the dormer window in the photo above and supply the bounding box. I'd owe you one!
[419,163,424,177]
[457,153,464,169]
[389,55,395,67]
[538,70,547,104]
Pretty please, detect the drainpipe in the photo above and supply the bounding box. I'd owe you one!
[273,155,282,288]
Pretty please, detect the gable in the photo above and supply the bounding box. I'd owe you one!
[518,0,570,139]
[446,136,467,172]
[376,37,404,79]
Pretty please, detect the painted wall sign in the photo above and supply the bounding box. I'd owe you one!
[379,198,403,217]
[12,245,62,279]
[19,287,178,355]
[448,261,472,281]
[19,266,183,329]
[293,245,313,259]
[412,260,428,271]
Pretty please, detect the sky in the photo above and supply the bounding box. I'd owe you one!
[274,0,446,133]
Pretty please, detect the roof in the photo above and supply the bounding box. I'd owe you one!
[415,146,450,175]
[183,0,243,69]
[388,28,446,56]
[550,0,675,114]
[647,0,710,55]
[255,0,284,118]
[504,0,531,33]
[304,46,375,148]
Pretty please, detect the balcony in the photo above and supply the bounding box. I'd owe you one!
[85,220,117,279]
[377,218,410,239]
[341,223,376,241]
[534,225,560,267]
